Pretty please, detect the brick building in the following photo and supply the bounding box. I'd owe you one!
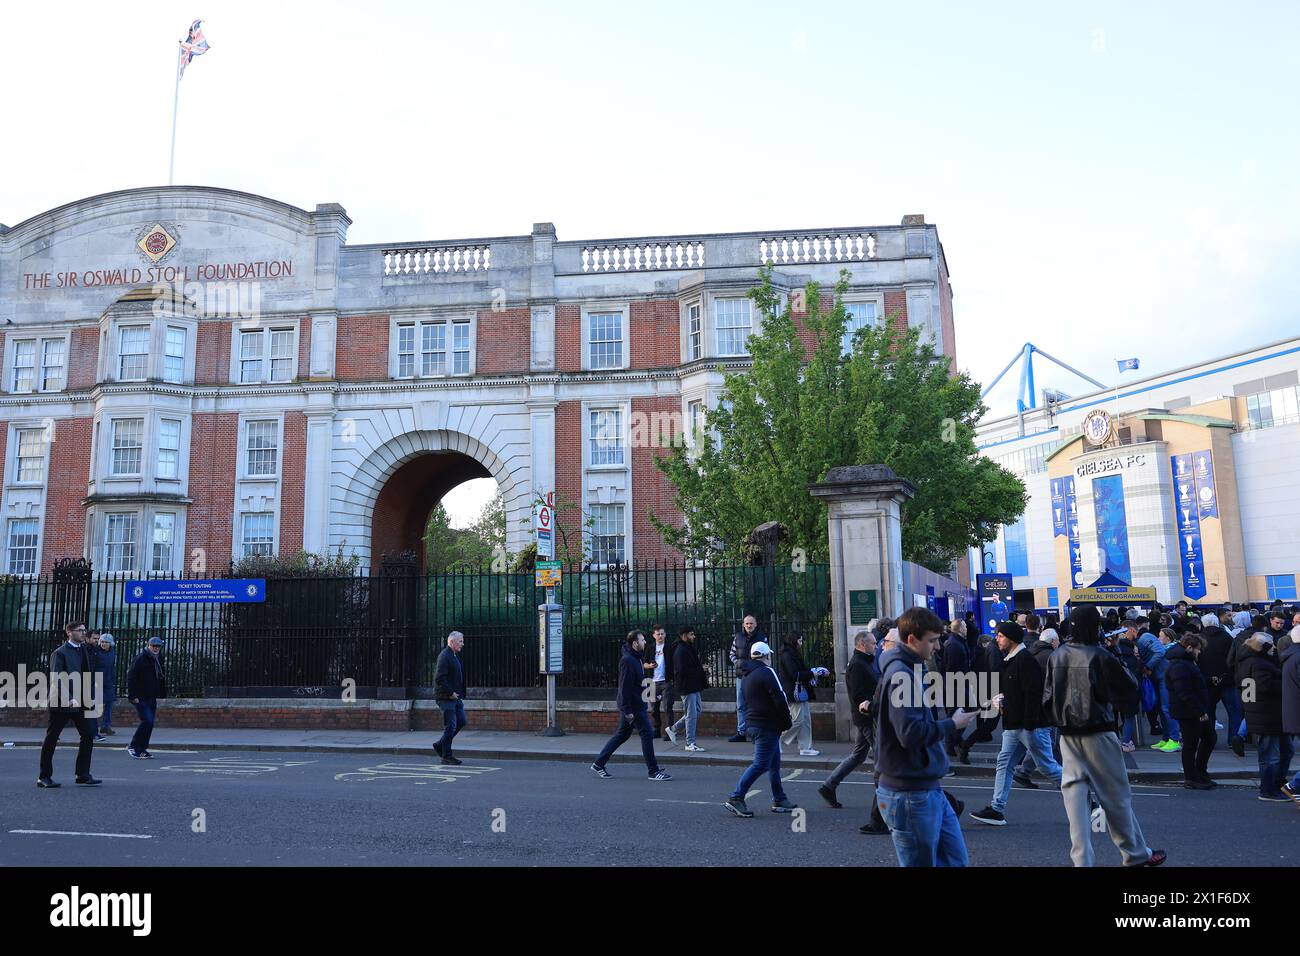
[0,187,956,575]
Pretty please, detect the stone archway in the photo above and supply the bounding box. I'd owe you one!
[334,429,531,572]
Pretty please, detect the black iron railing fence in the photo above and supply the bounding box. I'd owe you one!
[0,562,832,696]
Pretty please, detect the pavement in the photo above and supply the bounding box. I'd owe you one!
[1,744,1295,867]
[0,722,1264,782]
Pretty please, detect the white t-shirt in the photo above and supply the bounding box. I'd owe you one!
[653,644,665,681]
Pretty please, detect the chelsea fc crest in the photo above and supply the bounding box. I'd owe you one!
[1083,409,1114,446]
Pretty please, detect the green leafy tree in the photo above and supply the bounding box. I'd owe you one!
[653,266,1025,570]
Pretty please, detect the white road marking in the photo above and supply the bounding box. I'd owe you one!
[778,777,1174,798]
[335,763,500,783]
[782,769,805,782]
[9,829,152,839]
[647,798,721,806]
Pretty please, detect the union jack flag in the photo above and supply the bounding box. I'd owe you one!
[178,19,210,78]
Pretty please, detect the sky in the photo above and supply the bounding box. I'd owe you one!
[3,1,1297,525]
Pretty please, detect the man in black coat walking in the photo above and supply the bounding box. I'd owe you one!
[592,631,671,780]
[725,641,796,817]
[667,625,708,750]
[126,637,168,759]
[38,622,100,787]
[433,631,468,765]
[819,630,879,808]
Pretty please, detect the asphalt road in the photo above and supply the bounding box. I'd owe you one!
[2,745,1295,867]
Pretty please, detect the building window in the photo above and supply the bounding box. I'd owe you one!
[104,513,138,573]
[157,419,181,479]
[151,513,176,574]
[842,301,878,354]
[245,421,279,477]
[396,325,416,378]
[687,400,703,447]
[687,303,702,361]
[41,340,66,391]
[11,340,36,393]
[589,504,626,566]
[714,298,751,356]
[15,428,47,483]
[589,409,625,466]
[111,419,145,476]
[423,323,447,376]
[589,312,623,370]
[239,328,295,384]
[164,326,186,383]
[1246,385,1300,430]
[241,512,275,558]
[1046,586,1059,610]
[452,321,471,374]
[118,326,150,381]
[6,519,38,576]
[1265,574,1298,601]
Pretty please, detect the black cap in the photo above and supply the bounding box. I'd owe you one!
[1070,605,1102,630]
[996,621,1026,644]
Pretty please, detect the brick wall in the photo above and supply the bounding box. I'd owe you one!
[279,411,307,554]
[554,400,583,560]
[68,328,99,389]
[187,413,238,571]
[476,307,530,375]
[629,299,680,369]
[336,315,389,380]
[885,289,909,334]
[938,259,958,366]
[555,303,580,372]
[296,317,313,380]
[195,320,232,385]
[41,418,93,570]
[789,293,834,356]
[630,396,682,562]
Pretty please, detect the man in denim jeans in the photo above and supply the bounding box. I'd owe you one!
[668,625,708,751]
[724,642,797,817]
[971,621,1062,826]
[433,631,467,766]
[874,607,976,866]
[728,615,765,742]
[126,637,167,760]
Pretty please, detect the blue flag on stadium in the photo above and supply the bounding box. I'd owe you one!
[1117,357,1140,372]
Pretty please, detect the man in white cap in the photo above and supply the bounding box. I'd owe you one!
[724,641,797,817]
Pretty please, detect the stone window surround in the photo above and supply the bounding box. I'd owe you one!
[100,313,199,385]
[230,321,300,386]
[85,505,188,576]
[7,420,52,487]
[2,328,72,395]
[580,302,630,372]
[387,312,476,380]
[94,410,192,487]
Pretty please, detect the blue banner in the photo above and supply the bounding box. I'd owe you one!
[1171,455,1206,600]
[1092,473,1132,584]
[125,579,267,603]
[1050,477,1067,538]
[1192,449,1218,519]
[1065,476,1084,588]
[976,573,1014,637]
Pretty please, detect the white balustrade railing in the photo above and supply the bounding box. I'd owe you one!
[383,245,492,276]
[580,240,705,273]
[759,233,876,265]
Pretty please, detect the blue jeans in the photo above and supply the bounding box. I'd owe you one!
[671,692,701,745]
[129,698,157,753]
[1121,716,1136,745]
[437,699,467,757]
[731,727,785,801]
[595,710,659,773]
[876,785,968,867]
[1152,664,1181,742]
[735,681,747,734]
[1210,682,1242,737]
[1256,734,1296,797]
[993,728,1062,813]
[101,687,115,730]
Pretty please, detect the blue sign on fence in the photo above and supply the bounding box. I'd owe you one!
[124,579,267,604]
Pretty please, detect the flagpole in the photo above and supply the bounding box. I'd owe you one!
[168,44,182,185]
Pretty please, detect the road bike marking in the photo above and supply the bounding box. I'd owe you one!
[9,829,152,839]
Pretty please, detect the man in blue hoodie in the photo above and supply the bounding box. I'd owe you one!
[591,631,672,781]
[874,607,976,866]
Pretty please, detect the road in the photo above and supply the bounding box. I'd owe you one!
[2,745,1295,867]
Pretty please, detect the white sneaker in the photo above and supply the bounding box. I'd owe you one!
[664,725,678,744]
[684,743,705,752]
[799,749,820,756]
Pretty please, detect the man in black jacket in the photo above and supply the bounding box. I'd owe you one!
[38,622,100,787]
[433,631,467,765]
[819,630,879,808]
[971,621,1062,826]
[1044,606,1165,867]
[592,631,671,780]
[1236,633,1289,800]
[1198,612,1243,755]
[727,614,766,742]
[725,641,796,817]
[667,625,708,750]
[941,620,972,757]
[126,637,168,759]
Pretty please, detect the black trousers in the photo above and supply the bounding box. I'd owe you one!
[1180,719,1217,780]
[650,681,675,735]
[40,711,94,780]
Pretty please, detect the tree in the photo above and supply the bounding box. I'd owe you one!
[423,494,508,571]
[653,266,1025,571]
